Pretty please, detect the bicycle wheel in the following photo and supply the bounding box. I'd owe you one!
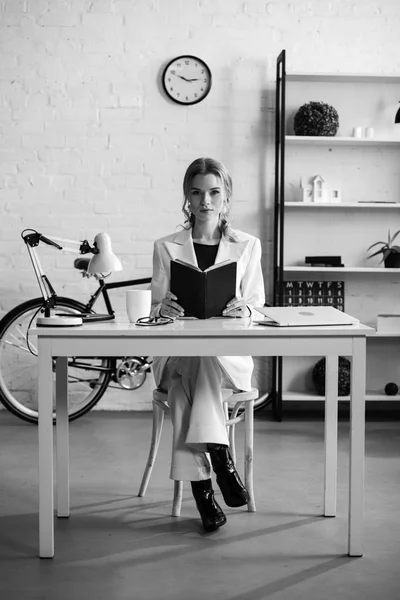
[0,297,113,424]
[253,392,272,412]
[225,390,272,418]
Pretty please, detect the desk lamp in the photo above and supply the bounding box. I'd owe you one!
[86,232,122,274]
[22,229,122,327]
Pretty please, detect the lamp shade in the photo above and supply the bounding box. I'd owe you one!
[87,232,123,274]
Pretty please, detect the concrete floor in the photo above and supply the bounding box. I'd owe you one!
[1,408,399,600]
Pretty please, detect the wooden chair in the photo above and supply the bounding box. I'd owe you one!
[138,387,259,516]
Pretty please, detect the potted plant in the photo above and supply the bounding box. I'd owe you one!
[367,230,400,268]
[293,101,339,136]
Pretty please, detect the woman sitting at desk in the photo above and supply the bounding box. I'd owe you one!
[150,157,265,533]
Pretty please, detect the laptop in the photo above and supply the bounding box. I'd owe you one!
[254,306,360,327]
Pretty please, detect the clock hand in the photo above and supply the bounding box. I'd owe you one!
[175,74,200,83]
[175,74,191,82]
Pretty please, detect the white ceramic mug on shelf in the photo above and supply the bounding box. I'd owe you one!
[126,290,152,323]
[365,127,374,138]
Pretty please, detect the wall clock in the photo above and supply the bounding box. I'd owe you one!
[162,55,212,105]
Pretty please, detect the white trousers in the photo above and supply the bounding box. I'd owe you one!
[158,356,238,482]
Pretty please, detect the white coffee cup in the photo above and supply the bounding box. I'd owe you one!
[365,127,374,139]
[126,289,152,323]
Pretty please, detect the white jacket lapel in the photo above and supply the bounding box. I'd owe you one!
[163,229,198,267]
[215,236,249,265]
[163,228,249,268]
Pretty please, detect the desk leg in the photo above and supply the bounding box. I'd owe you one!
[348,337,366,557]
[38,338,54,558]
[245,399,255,512]
[324,355,338,517]
[56,357,69,517]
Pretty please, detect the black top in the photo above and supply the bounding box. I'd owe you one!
[193,243,219,271]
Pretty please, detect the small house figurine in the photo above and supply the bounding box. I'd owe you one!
[300,177,313,202]
[312,175,328,203]
[298,175,342,204]
[329,188,342,203]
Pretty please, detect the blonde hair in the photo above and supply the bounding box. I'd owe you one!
[181,157,238,241]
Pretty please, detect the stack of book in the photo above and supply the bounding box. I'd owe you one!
[305,256,344,267]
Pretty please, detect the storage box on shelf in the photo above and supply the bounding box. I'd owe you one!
[376,314,400,333]
[272,50,400,420]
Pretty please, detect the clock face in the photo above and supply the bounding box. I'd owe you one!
[162,55,212,105]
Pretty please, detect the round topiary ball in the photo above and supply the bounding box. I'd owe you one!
[384,382,398,396]
[312,357,351,396]
[294,101,339,136]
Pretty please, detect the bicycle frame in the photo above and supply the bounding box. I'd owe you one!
[21,228,152,378]
[1,230,271,420]
[83,276,152,317]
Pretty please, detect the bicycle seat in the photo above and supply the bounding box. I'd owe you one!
[74,257,91,271]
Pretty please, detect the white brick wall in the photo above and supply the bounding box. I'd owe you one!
[1,0,399,411]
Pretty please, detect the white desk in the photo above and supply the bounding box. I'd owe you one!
[33,318,372,558]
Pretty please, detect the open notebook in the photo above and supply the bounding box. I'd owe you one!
[254,306,360,327]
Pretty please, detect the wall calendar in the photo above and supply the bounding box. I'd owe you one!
[283,281,345,311]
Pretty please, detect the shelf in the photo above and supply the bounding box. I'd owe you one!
[285,135,400,146]
[284,267,400,273]
[282,391,400,402]
[371,331,400,338]
[285,202,400,209]
[286,73,400,83]
[274,52,400,414]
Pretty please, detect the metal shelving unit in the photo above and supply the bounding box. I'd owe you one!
[271,49,400,421]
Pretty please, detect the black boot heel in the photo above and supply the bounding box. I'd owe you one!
[208,446,250,508]
[191,479,227,533]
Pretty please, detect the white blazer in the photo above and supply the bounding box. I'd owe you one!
[150,227,265,391]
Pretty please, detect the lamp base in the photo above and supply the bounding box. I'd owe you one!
[37,315,83,327]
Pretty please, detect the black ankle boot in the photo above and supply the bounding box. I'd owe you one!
[191,479,227,533]
[208,445,250,508]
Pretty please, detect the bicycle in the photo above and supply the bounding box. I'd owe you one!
[0,229,152,424]
[0,229,272,424]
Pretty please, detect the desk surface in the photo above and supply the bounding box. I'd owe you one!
[32,317,374,338]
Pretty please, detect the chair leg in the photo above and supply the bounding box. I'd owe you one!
[245,400,256,512]
[171,480,183,517]
[225,401,237,464]
[229,422,237,464]
[138,403,165,497]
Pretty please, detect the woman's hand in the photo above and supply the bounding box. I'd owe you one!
[222,297,251,318]
[160,291,185,319]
